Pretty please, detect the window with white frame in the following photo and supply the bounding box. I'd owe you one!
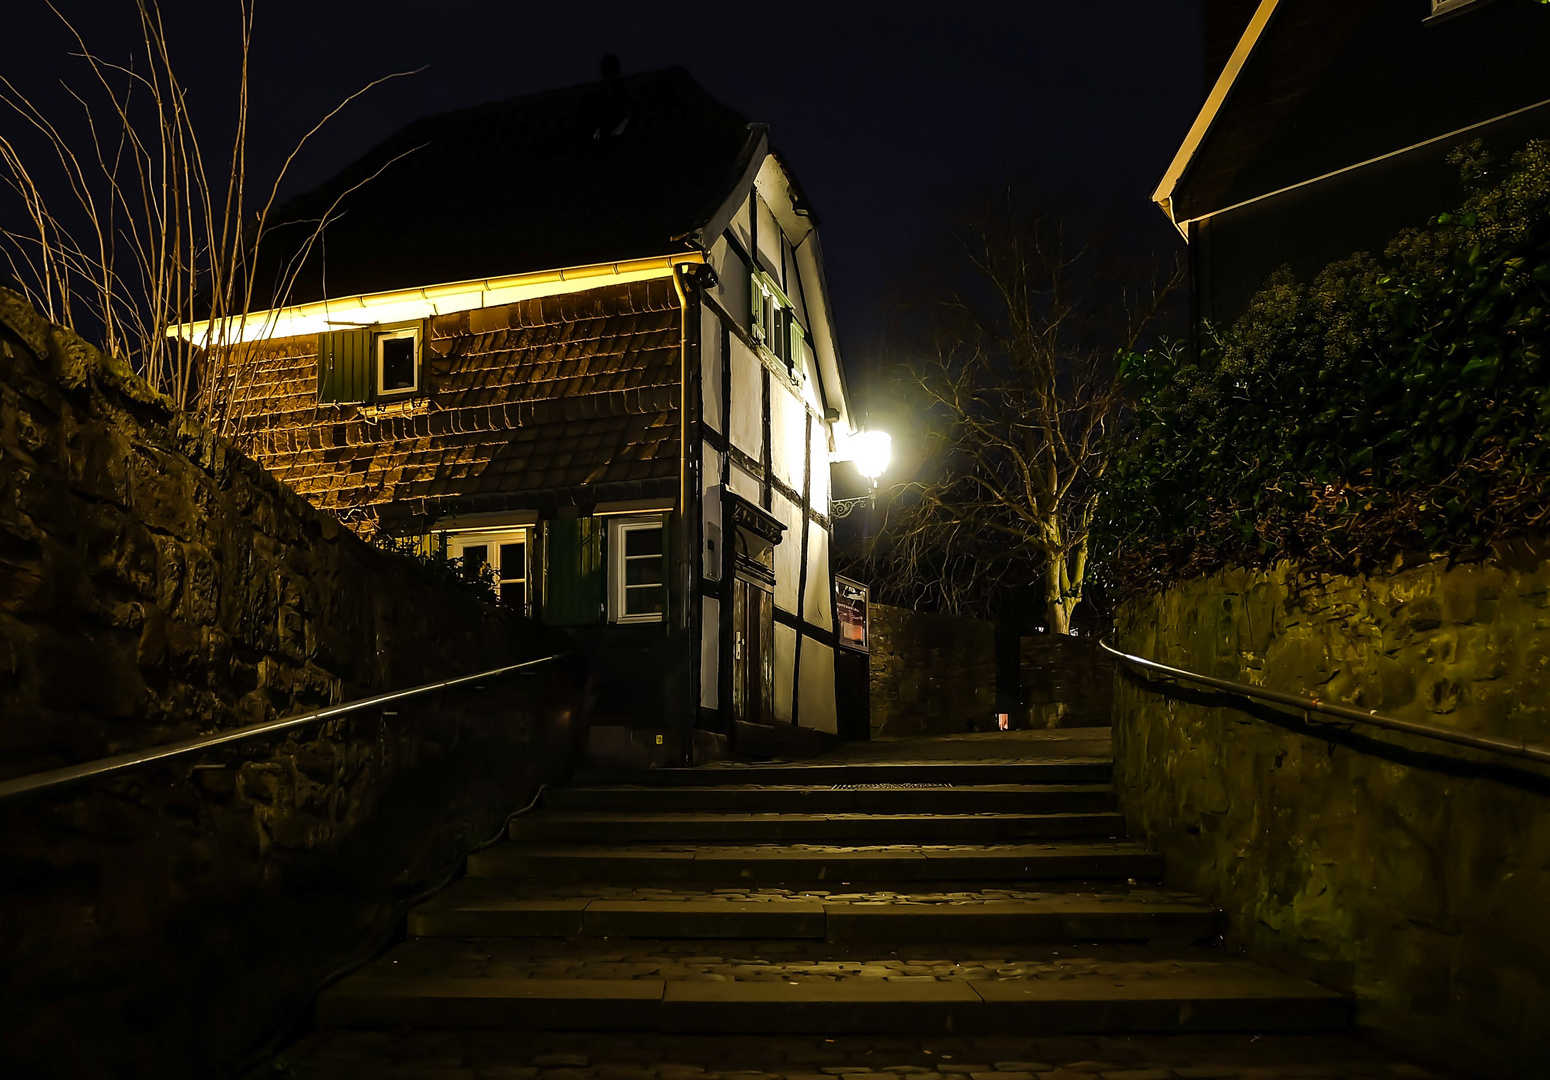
[375,325,420,396]
[609,516,666,623]
[446,528,530,610]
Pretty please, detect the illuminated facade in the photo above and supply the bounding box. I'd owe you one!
[220,69,864,752]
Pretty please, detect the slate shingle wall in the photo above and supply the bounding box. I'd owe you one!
[231,278,682,529]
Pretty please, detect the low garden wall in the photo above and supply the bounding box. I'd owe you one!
[868,605,1113,736]
[1114,547,1550,1078]
[869,603,996,737]
[0,290,584,1079]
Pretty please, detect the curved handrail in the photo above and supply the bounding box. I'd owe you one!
[0,653,567,802]
[1100,639,1550,766]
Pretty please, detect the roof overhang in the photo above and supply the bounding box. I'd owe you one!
[171,251,707,345]
[1152,0,1283,239]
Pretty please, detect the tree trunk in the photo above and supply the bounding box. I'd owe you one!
[1043,556,1071,636]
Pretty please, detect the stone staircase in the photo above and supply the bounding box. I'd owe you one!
[318,755,1347,1037]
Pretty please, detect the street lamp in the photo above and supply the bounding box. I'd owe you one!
[850,429,892,483]
[831,428,892,518]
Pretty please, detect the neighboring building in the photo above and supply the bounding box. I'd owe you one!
[199,68,867,753]
[1157,0,1550,333]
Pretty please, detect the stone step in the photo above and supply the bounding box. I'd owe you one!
[544,784,1116,815]
[317,969,1347,1035]
[465,842,1162,883]
[510,811,1127,843]
[574,761,1113,787]
[408,883,1218,942]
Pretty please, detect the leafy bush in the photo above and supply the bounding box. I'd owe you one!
[1100,140,1550,588]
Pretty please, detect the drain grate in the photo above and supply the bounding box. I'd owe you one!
[830,782,954,790]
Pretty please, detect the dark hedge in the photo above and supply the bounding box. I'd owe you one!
[1100,140,1550,589]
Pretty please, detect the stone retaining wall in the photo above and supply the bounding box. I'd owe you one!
[1114,548,1550,1078]
[868,606,1114,736]
[0,291,584,1080]
[868,604,996,737]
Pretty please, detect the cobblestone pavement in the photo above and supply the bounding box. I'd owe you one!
[428,884,1203,907]
[263,1029,1451,1080]
[704,730,1113,767]
[366,938,1288,985]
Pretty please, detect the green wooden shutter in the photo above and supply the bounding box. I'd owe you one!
[542,518,605,625]
[317,328,373,403]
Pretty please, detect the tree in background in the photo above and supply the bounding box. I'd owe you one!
[858,187,1183,634]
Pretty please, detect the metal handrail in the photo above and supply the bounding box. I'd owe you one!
[0,653,566,802]
[1100,639,1550,766]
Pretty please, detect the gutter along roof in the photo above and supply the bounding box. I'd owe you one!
[1155,0,1550,238]
[1153,0,1282,237]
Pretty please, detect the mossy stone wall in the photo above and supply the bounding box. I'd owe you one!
[1114,550,1550,1078]
[0,291,583,1080]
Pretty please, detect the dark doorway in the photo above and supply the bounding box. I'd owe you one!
[731,577,774,727]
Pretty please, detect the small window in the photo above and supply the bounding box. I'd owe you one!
[446,528,530,611]
[750,270,804,378]
[376,326,420,396]
[609,516,666,623]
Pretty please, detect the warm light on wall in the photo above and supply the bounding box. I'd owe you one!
[168,253,706,345]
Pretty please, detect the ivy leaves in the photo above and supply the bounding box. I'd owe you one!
[1099,139,1550,585]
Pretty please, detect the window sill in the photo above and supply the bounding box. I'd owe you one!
[359,396,430,420]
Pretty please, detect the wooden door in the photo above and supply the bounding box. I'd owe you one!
[731,578,774,727]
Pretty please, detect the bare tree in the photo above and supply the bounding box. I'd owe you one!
[865,188,1184,634]
[0,0,415,429]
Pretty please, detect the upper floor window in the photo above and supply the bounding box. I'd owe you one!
[317,321,424,403]
[608,515,666,623]
[376,326,420,396]
[750,270,807,380]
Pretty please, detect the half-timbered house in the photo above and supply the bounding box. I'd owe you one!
[203,68,873,759]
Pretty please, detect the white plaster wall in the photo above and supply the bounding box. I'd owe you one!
[803,524,833,630]
[773,621,797,723]
[799,637,837,734]
[729,337,763,461]
[756,196,783,283]
[700,595,719,709]
[770,380,807,493]
[810,421,831,512]
[708,239,749,331]
[702,447,723,579]
[728,463,760,505]
[772,492,802,614]
[728,198,752,261]
[700,305,723,435]
[787,239,809,326]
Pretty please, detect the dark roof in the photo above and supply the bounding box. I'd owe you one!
[1171,0,1550,224]
[259,68,758,306]
[233,279,682,523]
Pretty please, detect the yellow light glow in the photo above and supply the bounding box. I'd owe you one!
[169,252,706,345]
[850,430,892,481]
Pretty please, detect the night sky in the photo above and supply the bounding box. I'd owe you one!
[6,1,1205,388]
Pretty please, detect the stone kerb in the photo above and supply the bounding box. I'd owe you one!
[0,289,582,1080]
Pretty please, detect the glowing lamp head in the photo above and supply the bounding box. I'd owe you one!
[852,429,892,481]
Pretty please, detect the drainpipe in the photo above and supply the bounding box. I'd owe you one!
[672,263,698,764]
